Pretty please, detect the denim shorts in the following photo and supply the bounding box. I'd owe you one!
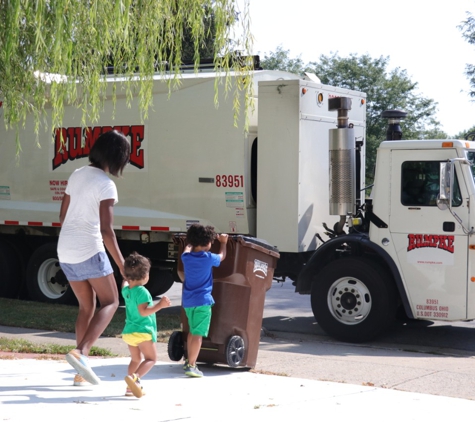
[60,251,113,281]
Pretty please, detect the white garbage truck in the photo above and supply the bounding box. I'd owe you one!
[1,67,365,304]
[2,64,474,342]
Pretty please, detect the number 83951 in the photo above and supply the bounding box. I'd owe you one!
[215,175,244,188]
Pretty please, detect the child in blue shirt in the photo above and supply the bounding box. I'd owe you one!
[181,224,228,377]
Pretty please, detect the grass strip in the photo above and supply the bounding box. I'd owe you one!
[0,337,114,356]
[0,298,181,343]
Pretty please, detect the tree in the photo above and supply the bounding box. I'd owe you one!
[0,1,254,148]
[308,54,444,179]
[260,49,444,182]
[459,11,475,99]
[259,45,308,75]
[458,11,475,136]
[454,125,475,140]
[181,5,217,64]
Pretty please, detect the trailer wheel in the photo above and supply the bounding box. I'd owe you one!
[168,331,184,361]
[311,257,397,343]
[226,335,245,368]
[147,268,175,298]
[26,243,77,305]
[0,239,22,298]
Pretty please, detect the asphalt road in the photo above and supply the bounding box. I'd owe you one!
[260,278,475,356]
[168,279,475,357]
[164,279,475,401]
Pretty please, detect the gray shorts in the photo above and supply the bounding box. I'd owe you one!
[60,251,113,281]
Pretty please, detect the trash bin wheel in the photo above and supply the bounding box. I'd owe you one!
[168,331,184,361]
[225,335,245,368]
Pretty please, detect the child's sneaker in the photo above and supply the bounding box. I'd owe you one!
[185,365,203,378]
[183,359,190,371]
[66,350,100,385]
[73,374,89,386]
[124,373,144,398]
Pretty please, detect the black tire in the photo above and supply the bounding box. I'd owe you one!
[168,331,184,361]
[226,335,245,368]
[147,268,175,297]
[311,257,397,343]
[26,243,77,305]
[0,239,22,298]
[5,237,32,299]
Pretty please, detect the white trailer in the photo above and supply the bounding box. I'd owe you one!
[0,69,366,311]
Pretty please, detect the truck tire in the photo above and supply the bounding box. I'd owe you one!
[146,268,175,297]
[26,243,77,305]
[311,257,397,343]
[0,239,22,298]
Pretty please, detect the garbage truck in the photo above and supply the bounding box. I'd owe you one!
[1,65,364,307]
[2,62,475,343]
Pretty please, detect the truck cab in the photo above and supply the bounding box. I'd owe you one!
[297,113,475,343]
[372,140,475,323]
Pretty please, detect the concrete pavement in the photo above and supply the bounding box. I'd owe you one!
[1,325,475,421]
[2,353,475,422]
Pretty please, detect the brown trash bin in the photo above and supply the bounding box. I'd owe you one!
[167,235,280,369]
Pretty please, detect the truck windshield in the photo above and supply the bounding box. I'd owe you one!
[467,151,475,181]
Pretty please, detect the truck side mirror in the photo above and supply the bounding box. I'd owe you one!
[437,161,452,211]
[438,157,471,210]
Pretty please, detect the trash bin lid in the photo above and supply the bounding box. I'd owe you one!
[236,236,280,258]
[173,233,280,258]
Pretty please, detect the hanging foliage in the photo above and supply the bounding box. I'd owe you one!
[0,0,254,148]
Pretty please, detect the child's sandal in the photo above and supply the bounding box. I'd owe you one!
[124,373,143,398]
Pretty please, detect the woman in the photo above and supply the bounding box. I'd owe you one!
[58,129,130,385]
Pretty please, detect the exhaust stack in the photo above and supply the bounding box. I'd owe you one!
[381,109,407,140]
[328,97,356,221]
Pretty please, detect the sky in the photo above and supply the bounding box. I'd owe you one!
[246,0,475,136]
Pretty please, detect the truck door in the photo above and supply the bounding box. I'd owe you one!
[389,149,469,320]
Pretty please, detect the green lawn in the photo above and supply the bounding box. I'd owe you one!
[0,298,181,355]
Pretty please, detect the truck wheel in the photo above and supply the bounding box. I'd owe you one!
[226,335,245,368]
[168,331,184,361]
[311,257,397,343]
[0,240,21,298]
[26,243,77,305]
[146,268,175,297]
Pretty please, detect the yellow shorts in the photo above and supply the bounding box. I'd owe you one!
[122,333,153,347]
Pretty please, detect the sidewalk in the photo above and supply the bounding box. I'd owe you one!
[1,327,475,421]
[2,354,475,422]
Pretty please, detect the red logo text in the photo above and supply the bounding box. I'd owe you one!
[407,234,454,253]
[52,125,145,170]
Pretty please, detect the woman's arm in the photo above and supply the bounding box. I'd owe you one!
[100,198,125,277]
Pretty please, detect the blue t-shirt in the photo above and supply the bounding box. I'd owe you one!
[181,251,221,308]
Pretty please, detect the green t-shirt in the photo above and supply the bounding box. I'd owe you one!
[121,285,157,342]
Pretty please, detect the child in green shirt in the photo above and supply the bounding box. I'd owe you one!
[121,252,171,397]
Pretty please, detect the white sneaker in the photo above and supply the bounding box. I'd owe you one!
[73,374,89,386]
[66,350,100,385]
